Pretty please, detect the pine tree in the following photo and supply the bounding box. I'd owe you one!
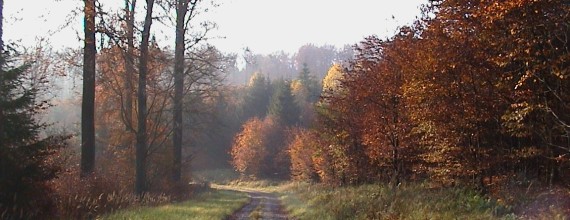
[0,51,67,218]
[268,80,300,126]
[298,63,320,103]
[242,73,271,120]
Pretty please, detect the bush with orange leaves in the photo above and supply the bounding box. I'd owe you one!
[230,117,289,179]
[287,128,321,182]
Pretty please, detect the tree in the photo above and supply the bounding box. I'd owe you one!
[123,0,136,131]
[230,117,281,178]
[172,0,189,183]
[294,44,338,79]
[81,0,96,177]
[268,79,299,126]
[136,0,155,195]
[291,63,321,126]
[172,0,219,183]
[476,0,570,184]
[321,63,344,98]
[0,5,66,216]
[287,128,320,181]
[242,72,271,120]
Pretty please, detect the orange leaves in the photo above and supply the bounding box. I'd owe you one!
[230,117,270,177]
[230,117,287,178]
[287,128,320,181]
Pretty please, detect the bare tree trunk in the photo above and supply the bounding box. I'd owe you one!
[172,0,189,183]
[81,0,96,177]
[0,0,5,183]
[124,0,136,131]
[136,0,154,195]
[0,0,3,51]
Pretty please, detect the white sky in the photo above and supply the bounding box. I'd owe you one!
[4,0,426,55]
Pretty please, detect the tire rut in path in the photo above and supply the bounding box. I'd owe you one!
[228,191,291,220]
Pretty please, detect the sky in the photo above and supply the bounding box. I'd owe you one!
[4,0,426,55]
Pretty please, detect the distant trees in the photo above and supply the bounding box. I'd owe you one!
[241,73,271,120]
[294,44,352,79]
[227,44,353,84]
[268,79,299,126]
[231,70,321,179]
[291,63,320,126]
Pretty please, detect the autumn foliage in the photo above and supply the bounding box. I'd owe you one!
[287,128,320,182]
[264,0,570,189]
[230,117,289,179]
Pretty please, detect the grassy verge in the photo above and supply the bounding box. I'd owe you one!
[277,182,516,220]
[192,168,241,185]
[101,189,248,220]
[189,169,568,219]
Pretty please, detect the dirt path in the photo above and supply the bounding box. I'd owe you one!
[227,191,290,220]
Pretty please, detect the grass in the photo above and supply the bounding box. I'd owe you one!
[189,169,569,219]
[192,169,241,185]
[195,168,284,192]
[101,189,249,220]
[276,182,516,220]
[214,175,514,219]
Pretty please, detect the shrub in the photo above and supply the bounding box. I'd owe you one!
[50,168,172,219]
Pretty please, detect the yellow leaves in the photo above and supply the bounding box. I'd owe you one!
[290,80,303,95]
[515,70,533,89]
[322,63,345,97]
[501,102,537,137]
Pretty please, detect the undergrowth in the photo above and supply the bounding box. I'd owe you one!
[50,171,171,219]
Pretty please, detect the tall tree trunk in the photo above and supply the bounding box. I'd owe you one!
[173,0,188,183]
[81,0,96,177]
[124,0,136,131]
[136,0,154,195]
[0,0,5,183]
[0,0,3,51]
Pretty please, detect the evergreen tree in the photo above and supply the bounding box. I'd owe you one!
[0,51,67,218]
[268,79,300,126]
[298,63,320,103]
[242,73,271,120]
[299,63,311,84]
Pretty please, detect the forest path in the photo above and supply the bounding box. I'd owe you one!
[214,185,291,220]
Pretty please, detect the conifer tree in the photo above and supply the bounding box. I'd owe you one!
[268,80,300,126]
[0,51,67,218]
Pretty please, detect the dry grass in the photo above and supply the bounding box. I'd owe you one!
[50,171,173,219]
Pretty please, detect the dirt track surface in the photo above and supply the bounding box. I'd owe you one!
[227,191,290,220]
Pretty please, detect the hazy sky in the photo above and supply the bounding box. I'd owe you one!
[4,0,426,54]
